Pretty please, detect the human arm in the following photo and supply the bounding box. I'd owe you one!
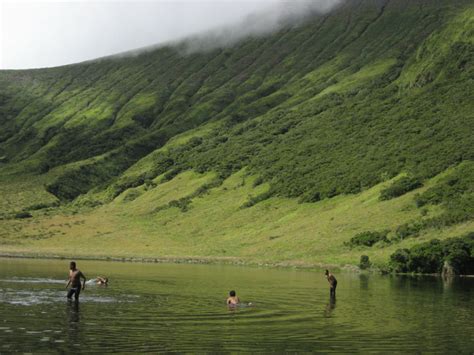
[80,272,87,290]
[66,271,71,289]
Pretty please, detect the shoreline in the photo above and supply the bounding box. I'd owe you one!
[0,252,353,272]
[2,252,473,277]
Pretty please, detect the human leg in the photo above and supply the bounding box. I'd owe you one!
[73,287,81,300]
[67,288,75,299]
[67,286,81,300]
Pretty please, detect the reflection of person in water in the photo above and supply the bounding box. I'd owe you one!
[66,261,86,301]
[325,269,337,298]
[324,296,336,317]
[359,273,369,290]
[66,299,80,346]
[68,299,80,323]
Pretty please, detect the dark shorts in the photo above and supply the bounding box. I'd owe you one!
[67,286,81,299]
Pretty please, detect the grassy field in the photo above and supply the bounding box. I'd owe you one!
[1,163,472,269]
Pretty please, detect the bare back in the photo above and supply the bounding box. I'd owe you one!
[227,296,240,305]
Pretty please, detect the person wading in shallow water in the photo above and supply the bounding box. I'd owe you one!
[226,290,240,306]
[66,261,86,301]
[325,269,337,298]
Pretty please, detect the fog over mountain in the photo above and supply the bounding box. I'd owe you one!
[179,0,344,54]
[1,0,342,69]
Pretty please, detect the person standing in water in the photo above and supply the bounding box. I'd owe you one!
[66,261,86,301]
[226,290,240,306]
[325,269,337,298]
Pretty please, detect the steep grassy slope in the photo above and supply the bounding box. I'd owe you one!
[1,164,473,267]
[0,0,473,268]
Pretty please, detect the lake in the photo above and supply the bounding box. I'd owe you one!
[0,258,473,352]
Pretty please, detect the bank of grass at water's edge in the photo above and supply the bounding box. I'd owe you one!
[1,164,472,272]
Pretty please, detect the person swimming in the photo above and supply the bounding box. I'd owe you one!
[96,276,108,285]
[226,290,240,306]
[86,276,109,286]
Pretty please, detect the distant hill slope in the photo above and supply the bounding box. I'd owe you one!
[0,0,473,268]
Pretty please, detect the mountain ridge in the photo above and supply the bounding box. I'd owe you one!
[0,0,473,269]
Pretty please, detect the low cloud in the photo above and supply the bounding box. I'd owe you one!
[2,0,344,69]
[178,0,344,54]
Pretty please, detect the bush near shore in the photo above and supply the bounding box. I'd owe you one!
[389,232,474,275]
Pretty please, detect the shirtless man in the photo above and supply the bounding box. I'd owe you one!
[226,290,240,306]
[66,261,86,300]
[325,269,337,298]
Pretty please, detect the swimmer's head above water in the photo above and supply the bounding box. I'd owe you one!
[96,276,108,285]
[227,290,240,305]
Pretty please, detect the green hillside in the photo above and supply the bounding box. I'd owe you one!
[1,0,473,271]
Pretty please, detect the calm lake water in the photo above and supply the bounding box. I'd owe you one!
[0,258,473,353]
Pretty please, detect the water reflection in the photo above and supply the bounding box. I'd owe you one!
[66,300,81,348]
[359,274,369,290]
[0,259,473,353]
[442,274,454,291]
[67,300,80,324]
[324,297,336,318]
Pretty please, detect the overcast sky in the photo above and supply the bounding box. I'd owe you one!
[0,0,340,70]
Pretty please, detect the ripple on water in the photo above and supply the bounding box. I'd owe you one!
[0,288,129,306]
[1,262,473,353]
[0,277,66,284]
[0,290,65,306]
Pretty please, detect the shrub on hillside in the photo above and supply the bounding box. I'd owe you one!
[162,168,183,182]
[132,110,155,128]
[122,189,142,202]
[407,239,445,273]
[389,248,411,273]
[395,222,422,240]
[347,230,390,248]
[415,163,473,207]
[443,237,474,274]
[240,190,273,208]
[168,197,191,212]
[389,233,474,274]
[423,205,474,229]
[252,176,264,187]
[26,201,60,211]
[379,176,423,201]
[14,212,32,219]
